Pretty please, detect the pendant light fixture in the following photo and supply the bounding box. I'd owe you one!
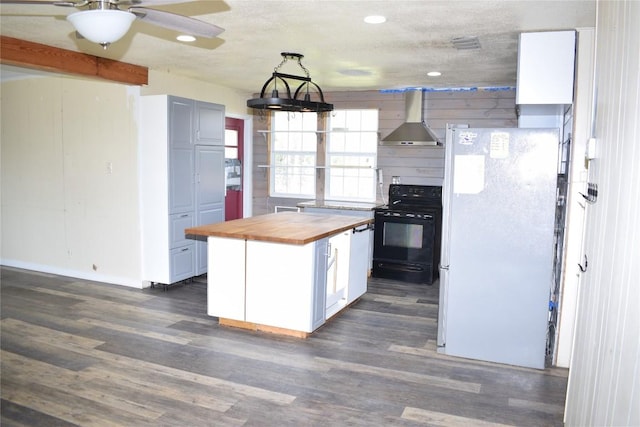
[67,9,136,48]
[247,52,333,113]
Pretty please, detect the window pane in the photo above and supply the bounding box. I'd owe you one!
[225,147,238,159]
[224,129,238,147]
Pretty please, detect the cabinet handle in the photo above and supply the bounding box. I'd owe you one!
[352,224,372,233]
[180,214,189,218]
[181,247,189,252]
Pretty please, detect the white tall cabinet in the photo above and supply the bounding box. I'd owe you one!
[140,95,225,286]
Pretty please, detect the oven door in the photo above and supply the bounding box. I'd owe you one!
[372,209,435,283]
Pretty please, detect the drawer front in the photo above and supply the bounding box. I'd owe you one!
[170,212,194,248]
[170,244,195,283]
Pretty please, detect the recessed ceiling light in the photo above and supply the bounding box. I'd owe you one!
[427,71,442,77]
[177,34,196,42]
[364,15,386,24]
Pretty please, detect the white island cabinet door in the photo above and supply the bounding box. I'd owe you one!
[245,240,318,332]
[347,226,369,304]
[207,236,246,320]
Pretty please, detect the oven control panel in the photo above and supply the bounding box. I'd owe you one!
[388,184,442,207]
[376,210,435,220]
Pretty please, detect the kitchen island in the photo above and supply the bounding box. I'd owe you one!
[186,212,373,337]
[297,199,382,272]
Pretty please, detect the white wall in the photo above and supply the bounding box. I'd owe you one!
[1,77,142,286]
[142,70,250,114]
[0,70,250,288]
[555,27,596,368]
[564,1,640,425]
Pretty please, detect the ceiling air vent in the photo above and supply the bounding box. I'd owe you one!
[451,36,481,50]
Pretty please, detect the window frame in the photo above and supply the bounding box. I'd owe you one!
[268,112,318,198]
[324,109,379,202]
[268,108,378,201]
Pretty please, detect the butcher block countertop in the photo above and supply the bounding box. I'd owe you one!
[185,212,373,245]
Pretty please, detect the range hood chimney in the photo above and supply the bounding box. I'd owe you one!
[381,89,440,146]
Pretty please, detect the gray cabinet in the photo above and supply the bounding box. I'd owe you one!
[169,146,195,214]
[170,97,193,146]
[141,95,225,286]
[195,145,225,275]
[195,102,225,145]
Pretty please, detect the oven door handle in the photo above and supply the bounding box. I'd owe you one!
[376,262,427,272]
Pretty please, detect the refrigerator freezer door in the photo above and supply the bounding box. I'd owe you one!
[442,128,559,369]
[437,124,467,350]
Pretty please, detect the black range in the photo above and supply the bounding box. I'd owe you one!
[372,184,442,284]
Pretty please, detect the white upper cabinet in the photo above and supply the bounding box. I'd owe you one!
[516,31,576,105]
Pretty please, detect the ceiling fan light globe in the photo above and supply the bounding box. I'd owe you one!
[67,10,136,45]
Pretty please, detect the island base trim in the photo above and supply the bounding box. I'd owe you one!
[217,297,363,339]
[219,318,310,339]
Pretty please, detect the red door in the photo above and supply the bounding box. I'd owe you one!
[224,117,244,221]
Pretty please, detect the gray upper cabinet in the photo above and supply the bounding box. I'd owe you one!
[140,95,225,286]
[170,98,194,146]
[196,102,225,145]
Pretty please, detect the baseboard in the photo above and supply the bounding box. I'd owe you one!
[0,259,144,289]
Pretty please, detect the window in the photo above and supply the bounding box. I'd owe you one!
[270,112,317,198]
[326,109,378,201]
[269,109,378,201]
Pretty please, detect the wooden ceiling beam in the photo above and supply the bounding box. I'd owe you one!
[0,36,148,86]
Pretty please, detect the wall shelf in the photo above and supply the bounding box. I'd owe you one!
[257,130,378,134]
[257,129,379,142]
[258,165,378,169]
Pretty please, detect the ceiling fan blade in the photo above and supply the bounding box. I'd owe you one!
[0,0,80,5]
[129,6,223,38]
[115,0,195,5]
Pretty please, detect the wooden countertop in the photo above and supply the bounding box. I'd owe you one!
[185,212,373,245]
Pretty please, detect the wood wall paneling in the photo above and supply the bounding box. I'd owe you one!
[564,1,640,425]
[249,89,517,211]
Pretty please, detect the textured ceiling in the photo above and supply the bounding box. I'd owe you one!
[0,0,596,92]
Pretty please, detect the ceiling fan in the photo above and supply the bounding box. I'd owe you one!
[0,0,224,48]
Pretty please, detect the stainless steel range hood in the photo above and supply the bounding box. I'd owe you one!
[381,89,441,146]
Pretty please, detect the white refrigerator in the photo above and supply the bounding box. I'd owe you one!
[437,127,559,369]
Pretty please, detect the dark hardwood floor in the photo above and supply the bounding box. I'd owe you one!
[0,266,568,426]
